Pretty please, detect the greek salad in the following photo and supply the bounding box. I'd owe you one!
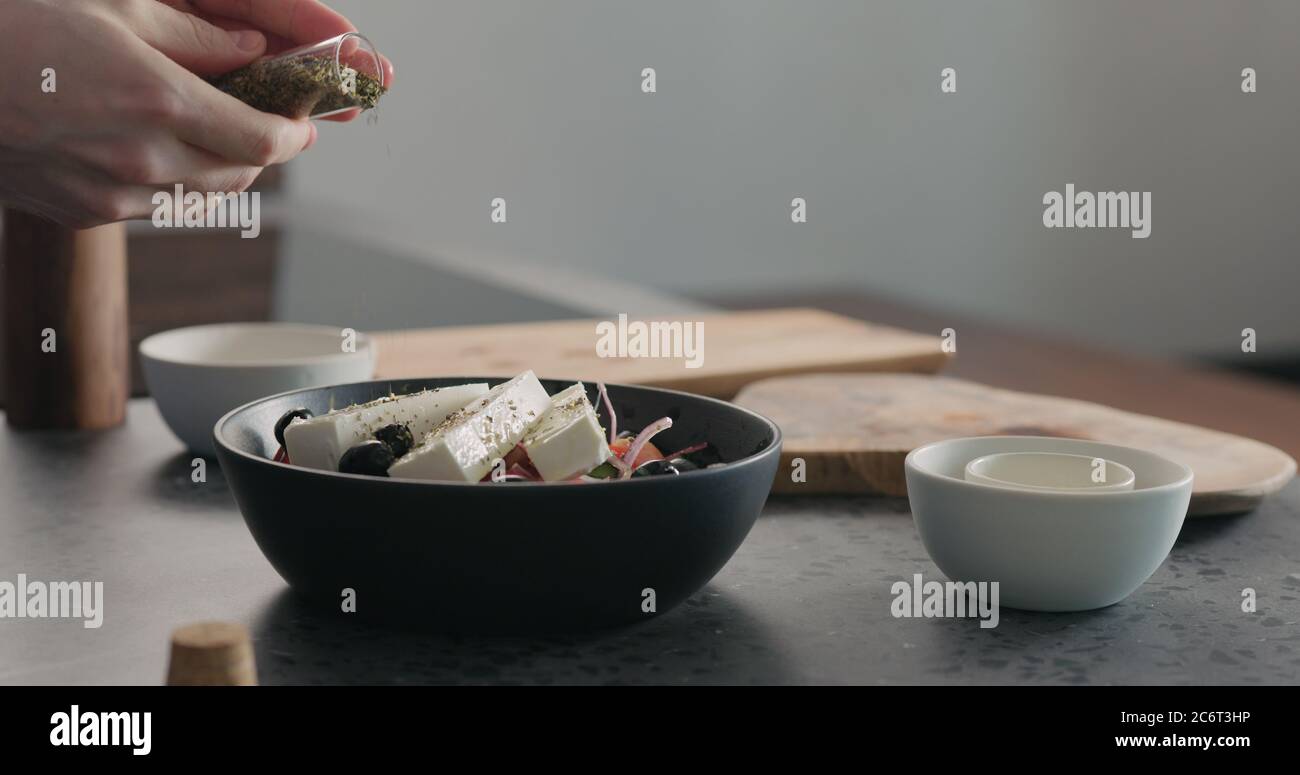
[271,371,717,482]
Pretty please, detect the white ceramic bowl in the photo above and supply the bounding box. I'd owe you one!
[964,451,1136,493]
[905,436,1193,611]
[140,323,376,456]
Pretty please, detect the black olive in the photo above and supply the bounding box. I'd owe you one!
[633,460,680,477]
[667,457,699,472]
[274,407,313,447]
[338,440,394,477]
[683,444,722,468]
[373,423,415,458]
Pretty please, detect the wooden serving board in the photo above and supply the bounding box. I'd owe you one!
[735,373,1297,517]
[371,308,949,398]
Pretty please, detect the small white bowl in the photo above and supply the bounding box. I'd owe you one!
[140,322,376,456]
[905,436,1193,612]
[965,451,1135,493]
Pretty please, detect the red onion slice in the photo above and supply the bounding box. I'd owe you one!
[597,382,617,445]
[620,417,673,479]
[656,442,708,462]
[607,451,631,478]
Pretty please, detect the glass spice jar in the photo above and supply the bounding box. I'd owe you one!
[211,32,386,119]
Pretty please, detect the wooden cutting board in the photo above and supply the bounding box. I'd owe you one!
[371,308,949,398]
[735,373,1297,517]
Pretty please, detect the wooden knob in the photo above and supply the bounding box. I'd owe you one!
[2,209,128,429]
[166,621,258,686]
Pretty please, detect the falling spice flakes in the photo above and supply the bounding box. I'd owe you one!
[212,55,387,119]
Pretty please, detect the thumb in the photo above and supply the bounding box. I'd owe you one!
[131,5,267,76]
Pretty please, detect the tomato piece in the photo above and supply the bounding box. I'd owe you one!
[610,437,662,469]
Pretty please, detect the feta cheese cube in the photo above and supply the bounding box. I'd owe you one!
[521,383,611,481]
[388,371,551,482]
[283,383,489,471]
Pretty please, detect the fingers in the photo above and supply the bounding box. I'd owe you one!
[171,72,316,166]
[41,146,270,230]
[124,0,268,76]
[47,156,266,229]
[191,0,355,44]
[191,0,395,91]
[73,34,314,173]
[39,165,161,228]
[60,132,266,195]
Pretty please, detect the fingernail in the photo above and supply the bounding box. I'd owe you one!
[304,123,318,151]
[230,30,263,52]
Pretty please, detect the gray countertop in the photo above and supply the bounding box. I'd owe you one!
[3,400,1297,685]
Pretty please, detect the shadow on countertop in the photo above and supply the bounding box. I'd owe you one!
[149,451,237,514]
[250,585,794,685]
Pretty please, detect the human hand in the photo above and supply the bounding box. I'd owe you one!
[0,0,391,229]
[179,0,396,123]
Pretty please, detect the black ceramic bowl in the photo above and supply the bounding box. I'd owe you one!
[214,377,781,633]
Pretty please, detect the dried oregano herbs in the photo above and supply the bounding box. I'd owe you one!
[212,56,386,119]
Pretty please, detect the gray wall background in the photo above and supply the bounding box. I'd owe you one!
[290,0,1300,360]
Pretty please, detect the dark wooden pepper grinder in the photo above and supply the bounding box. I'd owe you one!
[2,208,128,429]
